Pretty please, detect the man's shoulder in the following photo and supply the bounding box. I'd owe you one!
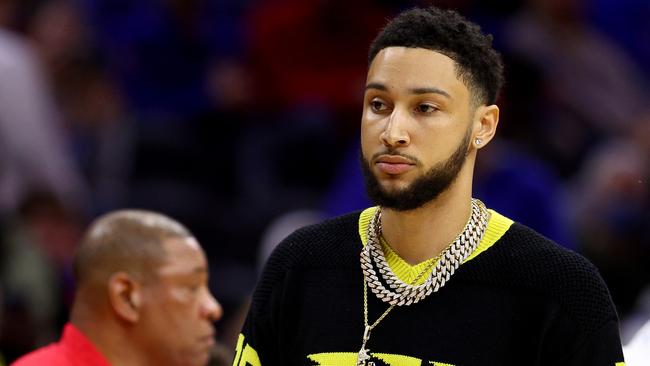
[472,222,618,333]
[495,223,604,283]
[250,211,363,316]
[11,344,65,366]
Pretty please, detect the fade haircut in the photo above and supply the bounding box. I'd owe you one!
[73,210,193,286]
[368,6,504,106]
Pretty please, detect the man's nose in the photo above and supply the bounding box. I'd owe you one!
[201,290,223,322]
[380,108,410,147]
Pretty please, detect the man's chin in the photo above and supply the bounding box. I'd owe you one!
[370,183,442,211]
[185,352,211,366]
[376,176,413,192]
[178,343,213,366]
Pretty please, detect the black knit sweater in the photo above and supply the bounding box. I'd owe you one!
[234,211,625,366]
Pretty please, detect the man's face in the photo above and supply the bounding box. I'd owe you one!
[138,237,222,366]
[360,47,475,210]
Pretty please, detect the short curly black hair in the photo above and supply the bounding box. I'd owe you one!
[368,6,504,105]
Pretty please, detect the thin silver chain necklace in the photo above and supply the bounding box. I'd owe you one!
[357,199,490,366]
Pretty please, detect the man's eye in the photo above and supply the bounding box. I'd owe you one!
[370,100,388,112]
[416,104,438,114]
[187,284,201,293]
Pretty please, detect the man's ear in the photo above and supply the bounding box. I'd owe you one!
[107,272,142,323]
[472,104,499,149]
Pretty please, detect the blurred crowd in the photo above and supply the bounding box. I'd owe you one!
[0,0,648,363]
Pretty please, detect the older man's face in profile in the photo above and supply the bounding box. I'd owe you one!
[138,237,223,366]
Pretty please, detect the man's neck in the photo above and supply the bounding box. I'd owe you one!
[71,302,152,366]
[380,185,473,265]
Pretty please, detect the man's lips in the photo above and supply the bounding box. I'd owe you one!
[375,155,415,175]
[199,333,215,348]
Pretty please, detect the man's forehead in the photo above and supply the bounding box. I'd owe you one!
[370,47,457,72]
[158,237,207,275]
[367,47,469,100]
[163,236,201,251]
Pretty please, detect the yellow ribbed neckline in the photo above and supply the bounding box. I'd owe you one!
[358,206,513,285]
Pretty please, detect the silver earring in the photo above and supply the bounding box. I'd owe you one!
[475,138,482,145]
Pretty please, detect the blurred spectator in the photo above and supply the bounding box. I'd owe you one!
[621,285,650,343]
[27,0,90,81]
[24,1,132,214]
[55,56,136,214]
[246,0,391,112]
[501,0,648,177]
[0,191,82,362]
[570,138,650,316]
[0,22,88,214]
[623,312,650,365]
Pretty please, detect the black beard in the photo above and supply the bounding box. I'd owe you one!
[360,130,471,211]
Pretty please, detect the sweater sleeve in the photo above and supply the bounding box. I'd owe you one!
[233,309,273,366]
[232,212,361,366]
[494,224,626,366]
[561,319,625,366]
[537,255,626,366]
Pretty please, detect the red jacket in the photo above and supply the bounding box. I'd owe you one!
[11,323,111,366]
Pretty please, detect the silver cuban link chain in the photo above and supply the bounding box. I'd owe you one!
[359,198,490,306]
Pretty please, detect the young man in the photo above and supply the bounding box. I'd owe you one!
[235,6,625,366]
[12,210,223,366]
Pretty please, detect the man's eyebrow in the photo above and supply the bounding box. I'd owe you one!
[192,266,208,274]
[409,87,451,99]
[365,82,388,92]
[365,83,451,99]
[158,265,207,277]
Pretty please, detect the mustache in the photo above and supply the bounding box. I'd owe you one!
[370,148,422,166]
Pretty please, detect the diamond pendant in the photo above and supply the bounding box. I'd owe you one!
[357,326,372,366]
[357,346,371,366]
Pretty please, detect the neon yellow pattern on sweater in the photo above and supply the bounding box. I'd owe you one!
[358,207,513,285]
[306,351,454,366]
